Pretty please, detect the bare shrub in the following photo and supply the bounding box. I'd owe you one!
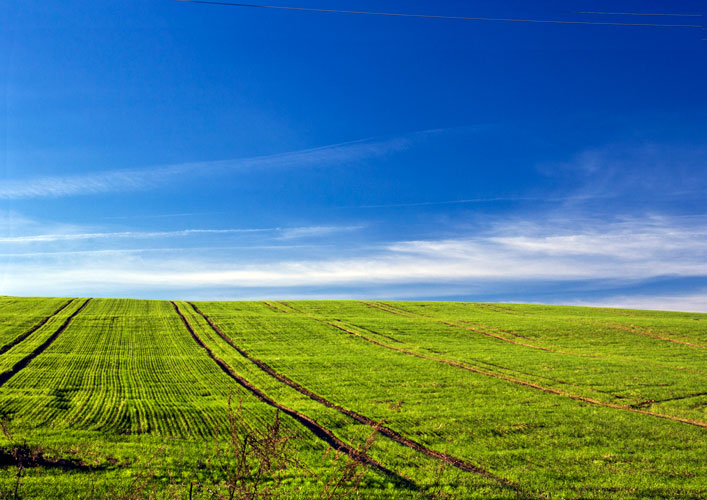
[0,415,31,500]
[188,391,377,500]
[317,424,379,500]
[189,391,300,500]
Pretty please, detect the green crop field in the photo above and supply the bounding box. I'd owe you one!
[0,297,705,499]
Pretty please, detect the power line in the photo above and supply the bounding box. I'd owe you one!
[174,0,704,29]
[576,11,702,18]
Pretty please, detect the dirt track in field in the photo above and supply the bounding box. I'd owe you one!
[361,301,578,355]
[322,313,643,404]
[275,302,706,429]
[0,299,75,355]
[646,391,707,404]
[382,300,707,352]
[360,302,707,404]
[170,302,416,489]
[0,299,91,388]
[187,303,525,492]
[262,301,292,314]
[324,316,707,430]
[585,321,707,349]
[366,303,707,374]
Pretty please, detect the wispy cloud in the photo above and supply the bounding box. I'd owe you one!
[540,142,707,206]
[2,214,706,311]
[277,225,364,240]
[0,133,417,200]
[0,224,363,244]
[340,195,612,210]
[104,212,225,220]
[571,292,707,313]
[0,228,272,243]
[337,141,707,212]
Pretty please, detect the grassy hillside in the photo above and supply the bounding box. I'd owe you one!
[0,298,704,499]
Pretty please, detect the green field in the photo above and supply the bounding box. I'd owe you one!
[0,297,705,499]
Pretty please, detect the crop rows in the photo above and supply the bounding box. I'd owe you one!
[193,300,707,498]
[175,301,517,496]
[0,299,285,438]
[0,299,86,379]
[0,297,73,351]
[360,302,707,420]
[0,297,705,498]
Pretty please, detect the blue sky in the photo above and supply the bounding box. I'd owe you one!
[2,0,706,310]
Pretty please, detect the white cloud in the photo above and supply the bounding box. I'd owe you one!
[0,134,414,200]
[385,217,707,280]
[0,228,273,243]
[571,293,707,313]
[277,225,364,240]
[2,214,706,311]
[540,143,707,204]
[488,228,707,257]
[0,224,365,244]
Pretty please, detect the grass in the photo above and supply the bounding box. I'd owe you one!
[0,297,705,498]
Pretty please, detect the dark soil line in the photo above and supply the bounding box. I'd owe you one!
[363,301,586,356]
[646,391,707,405]
[367,304,707,378]
[360,301,417,318]
[262,301,291,314]
[0,299,91,389]
[0,449,110,472]
[289,303,703,425]
[325,318,707,430]
[283,303,618,403]
[457,319,539,342]
[446,352,643,404]
[273,301,299,313]
[187,303,522,492]
[0,299,75,356]
[473,304,530,316]
[344,322,406,344]
[170,302,416,490]
[433,319,603,357]
[588,307,641,318]
[330,315,638,402]
[585,321,707,349]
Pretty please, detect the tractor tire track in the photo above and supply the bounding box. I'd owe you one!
[583,321,707,349]
[374,303,707,379]
[170,302,415,489]
[342,322,406,345]
[0,299,75,356]
[457,319,542,342]
[644,391,707,405]
[312,313,707,430]
[273,301,298,313]
[363,303,707,378]
[0,299,91,389]
[321,316,641,404]
[188,303,524,493]
[472,303,530,316]
[262,301,291,314]
[358,309,647,403]
[361,302,574,355]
